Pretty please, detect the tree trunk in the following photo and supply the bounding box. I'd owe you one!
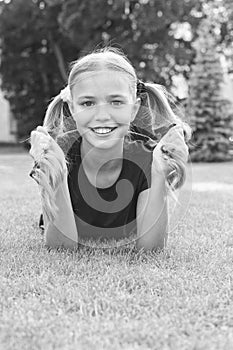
[49,33,68,83]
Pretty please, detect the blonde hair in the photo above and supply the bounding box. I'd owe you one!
[32,47,191,222]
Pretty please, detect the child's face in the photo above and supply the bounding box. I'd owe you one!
[69,70,140,149]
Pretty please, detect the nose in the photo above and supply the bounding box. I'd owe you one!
[94,103,111,122]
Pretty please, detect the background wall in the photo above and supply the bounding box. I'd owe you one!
[0,86,17,143]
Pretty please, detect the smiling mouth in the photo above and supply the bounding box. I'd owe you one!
[91,127,118,135]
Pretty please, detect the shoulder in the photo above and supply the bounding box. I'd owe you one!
[125,128,156,167]
[123,131,155,195]
[65,134,81,164]
[61,135,81,176]
[129,123,177,146]
[128,125,156,151]
[56,131,81,161]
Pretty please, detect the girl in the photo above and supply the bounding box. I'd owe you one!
[29,47,190,251]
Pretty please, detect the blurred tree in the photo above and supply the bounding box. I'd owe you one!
[219,0,233,71]
[58,0,203,85]
[0,0,76,143]
[0,0,219,143]
[187,14,233,161]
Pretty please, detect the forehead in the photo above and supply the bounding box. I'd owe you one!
[71,70,133,96]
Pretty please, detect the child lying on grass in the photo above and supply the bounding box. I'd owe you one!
[29,47,190,251]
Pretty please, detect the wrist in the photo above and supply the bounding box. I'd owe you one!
[151,159,167,178]
[151,164,167,186]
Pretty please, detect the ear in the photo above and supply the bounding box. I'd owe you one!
[130,97,141,123]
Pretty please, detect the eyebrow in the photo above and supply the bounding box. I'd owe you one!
[76,94,128,100]
[76,95,95,100]
[108,94,128,99]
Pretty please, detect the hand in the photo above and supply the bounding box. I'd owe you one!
[152,125,189,176]
[29,126,66,166]
[29,126,67,186]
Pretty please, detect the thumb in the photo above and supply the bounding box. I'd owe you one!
[36,126,50,136]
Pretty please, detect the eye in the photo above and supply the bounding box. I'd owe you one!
[80,101,95,107]
[111,100,124,106]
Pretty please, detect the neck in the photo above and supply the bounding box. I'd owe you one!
[80,137,124,173]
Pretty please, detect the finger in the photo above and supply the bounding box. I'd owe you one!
[165,126,184,139]
[39,141,50,150]
[29,145,40,160]
[35,132,52,147]
[30,127,47,144]
[167,136,186,148]
[170,125,184,134]
[30,130,48,144]
[29,134,50,158]
[165,142,188,154]
[30,130,37,144]
[37,133,50,143]
[29,148,34,158]
[163,131,186,146]
[36,126,49,136]
[29,146,43,160]
[161,142,189,160]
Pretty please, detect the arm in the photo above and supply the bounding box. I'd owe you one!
[44,172,78,250]
[29,126,78,250]
[135,125,189,251]
[136,169,168,251]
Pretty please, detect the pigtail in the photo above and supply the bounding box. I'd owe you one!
[33,149,66,223]
[43,94,67,139]
[30,93,71,223]
[140,82,191,191]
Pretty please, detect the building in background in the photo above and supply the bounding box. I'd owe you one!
[0,85,17,144]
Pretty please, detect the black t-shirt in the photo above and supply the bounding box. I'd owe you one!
[66,132,155,240]
[37,124,177,237]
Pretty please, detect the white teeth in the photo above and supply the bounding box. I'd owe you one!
[92,128,115,134]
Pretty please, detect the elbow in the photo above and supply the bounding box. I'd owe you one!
[136,240,166,253]
[136,231,167,252]
[45,235,60,250]
[44,231,60,249]
[45,225,78,251]
[45,236,78,251]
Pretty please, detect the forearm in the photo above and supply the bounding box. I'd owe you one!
[44,175,78,250]
[136,171,168,251]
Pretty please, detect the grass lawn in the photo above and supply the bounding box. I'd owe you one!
[0,151,233,350]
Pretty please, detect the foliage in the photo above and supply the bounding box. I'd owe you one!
[0,0,206,142]
[187,14,233,162]
[219,0,233,71]
[0,0,230,149]
[0,0,76,141]
[58,0,200,83]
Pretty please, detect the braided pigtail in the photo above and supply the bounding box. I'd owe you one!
[136,81,191,191]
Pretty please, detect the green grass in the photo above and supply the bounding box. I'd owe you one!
[1,152,233,350]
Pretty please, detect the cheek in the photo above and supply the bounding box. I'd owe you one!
[114,104,135,118]
[72,108,93,124]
